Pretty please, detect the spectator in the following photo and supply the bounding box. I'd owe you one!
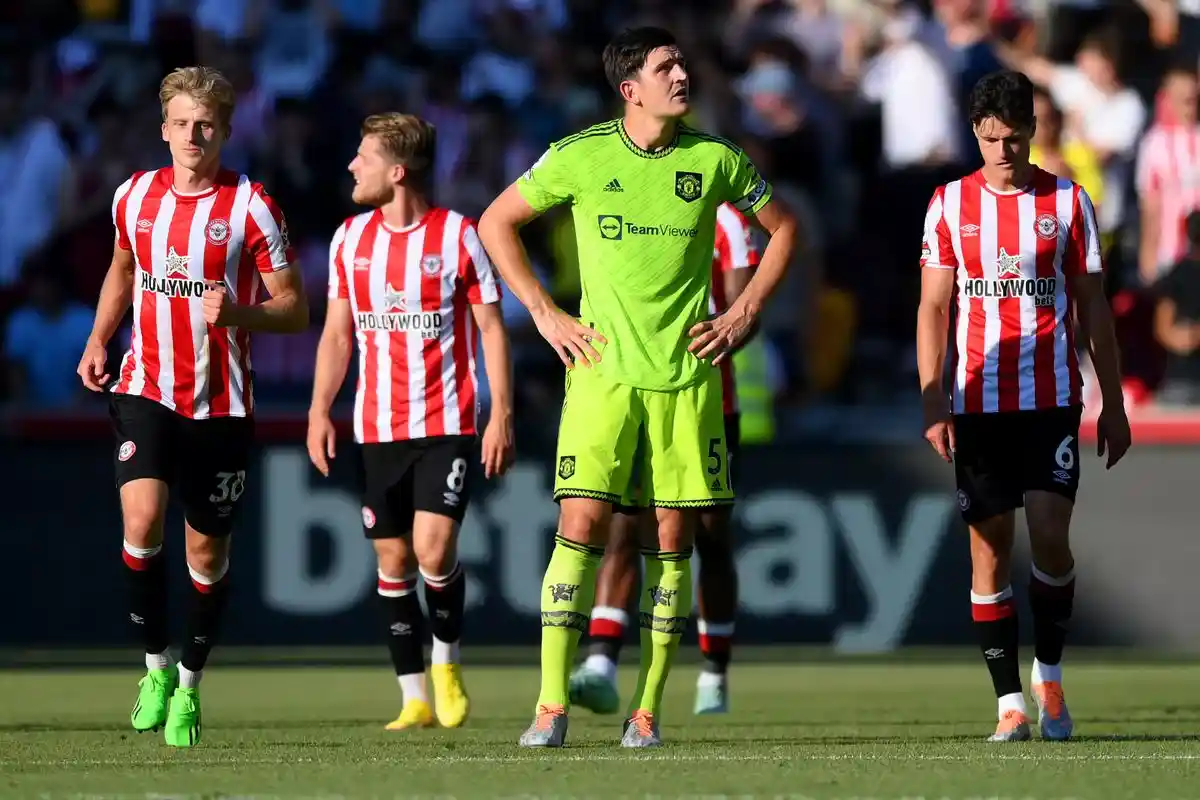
[3,267,93,409]
[1031,86,1105,209]
[1153,211,1200,405]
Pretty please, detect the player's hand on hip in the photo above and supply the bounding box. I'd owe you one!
[533,307,605,368]
[688,309,752,365]
[481,413,515,479]
[922,400,955,463]
[1096,406,1131,469]
[77,339,110,392]
[202,283,234,326]
[307,413,336,477]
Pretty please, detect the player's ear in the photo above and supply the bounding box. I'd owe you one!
[619,79,638,106]
[392,162,407,186]
[161,121,169,143]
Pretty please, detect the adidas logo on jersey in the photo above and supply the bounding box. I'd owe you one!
[604,178,623,192]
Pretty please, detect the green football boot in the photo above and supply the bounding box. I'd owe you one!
[164,687,202,747]
[131,665,178,732]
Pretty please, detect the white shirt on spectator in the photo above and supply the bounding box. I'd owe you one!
[862,40,959,169]
[1050,66,1146,156]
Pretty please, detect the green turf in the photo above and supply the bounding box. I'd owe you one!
[2,661,1199,798]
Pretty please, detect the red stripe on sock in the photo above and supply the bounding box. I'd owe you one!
[424,564,462,591]
[972,597,1015,622]
[123,549,155,571]
[192,575,227,594]
[589,618,625,639]
[378,577,416,594]
[699,634,731,655]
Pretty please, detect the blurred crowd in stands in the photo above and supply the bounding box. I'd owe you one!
[4,0,1200,439]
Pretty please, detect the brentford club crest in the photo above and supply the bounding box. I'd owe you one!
[361,506,376,529]
[118,441,137,462]
[421,255,443,276]
[206,218,230,246]
[1035,213,1059,241]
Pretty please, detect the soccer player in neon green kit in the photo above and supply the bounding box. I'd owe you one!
[478,26,798,748]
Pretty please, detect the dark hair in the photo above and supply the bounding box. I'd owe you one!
[1187,210,1200,246]
[602,27,677,94]
[968,70,1035,130]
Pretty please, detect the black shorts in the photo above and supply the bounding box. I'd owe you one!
[614,413,741,515]
[359,435,475,539]
[110,393,255,537]
[952,405,1083,524]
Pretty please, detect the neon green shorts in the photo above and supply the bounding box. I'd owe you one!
[553,365,733,508]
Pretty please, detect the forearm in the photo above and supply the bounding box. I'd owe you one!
[1080,293,1124,404]
[1138,208,1160,282]
[916,304,949,399]
[729,218,796,318]
[309,334,352,417]
[230,291,309,333]
[89,262,134,346]
[477,217,556,317]
[480,325,514,420]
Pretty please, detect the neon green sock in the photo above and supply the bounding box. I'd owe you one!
[628,549,692,718]
[536,535,604,710]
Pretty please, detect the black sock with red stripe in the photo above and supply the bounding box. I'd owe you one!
[586,607,628,664]
[421,563,465,647]
[123,541,170,658]
[972,587,1022,698]
[378,572,426,676]
[180,560,231,673]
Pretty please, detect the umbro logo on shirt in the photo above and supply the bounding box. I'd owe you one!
[604,178,623,192]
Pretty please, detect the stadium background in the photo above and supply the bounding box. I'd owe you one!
[2,0,1200,661]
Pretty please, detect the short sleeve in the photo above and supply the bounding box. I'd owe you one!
[328,222,349,300]
[245,189,296,274]
[726,148,772,216]
[112,176,135,251]
[516,146,575,213]
[716,205,760,270]
[1064,186,1103,276]
[921,188,957,270]
[459,220,502,305]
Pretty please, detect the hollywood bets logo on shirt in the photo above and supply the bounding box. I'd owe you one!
[140,246,209,298]
[356,282,442,339]
[963,248,1057,308]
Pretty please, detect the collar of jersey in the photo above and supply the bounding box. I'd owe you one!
[617,119,678,159]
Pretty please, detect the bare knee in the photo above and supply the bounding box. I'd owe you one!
[120,480,167,548]
[413,512,459,576]
[184,526,230,580]
[969,513,1015,595]
[653,508,694,553]
[608,511,642,564]
[373,537,416,579]
[694,509,733,562]
[559,498,611,547]
[1025,491,1075,576]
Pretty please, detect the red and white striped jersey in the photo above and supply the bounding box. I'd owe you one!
[328,207,501,444]
[1136,123,1200,272]
[110,168,294,418]
[710,202,760,415]
[921,168,1102,415]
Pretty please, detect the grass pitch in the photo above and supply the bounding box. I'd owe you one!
[2,658,1199,798]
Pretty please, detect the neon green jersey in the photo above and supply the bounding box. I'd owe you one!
[517,119,772,390]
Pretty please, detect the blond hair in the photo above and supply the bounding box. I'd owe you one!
[361,113,437,185]
[159,66,236,130]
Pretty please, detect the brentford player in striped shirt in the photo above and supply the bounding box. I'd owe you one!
[307,113,515,731]
[76,67,308,748]
[570,202,759,717]
[918,70,1129,744]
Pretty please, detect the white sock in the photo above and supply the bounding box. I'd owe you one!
[1032,658,1063,685]
[697,670,725,688]
[398,672,428,704]
[177,664,201,689]
[998,691,1027,717]
[431,637,459,665]
[145,650,173,671]
[583,653,618,684]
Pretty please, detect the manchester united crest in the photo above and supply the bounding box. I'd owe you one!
[675,171,702,203]
[421,255,443,276]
